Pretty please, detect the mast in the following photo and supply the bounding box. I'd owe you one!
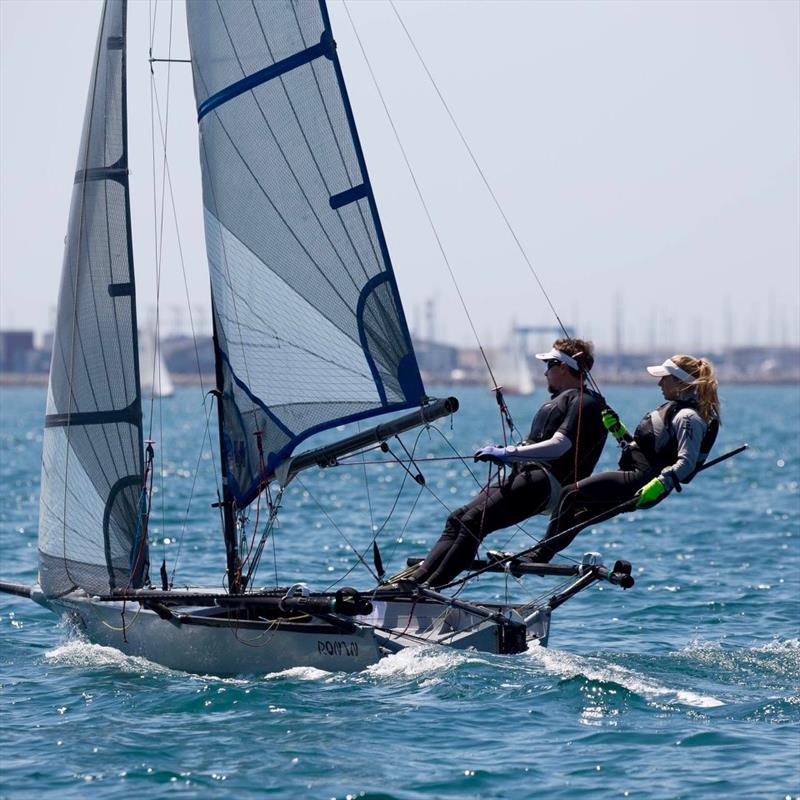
[211,306,241,594]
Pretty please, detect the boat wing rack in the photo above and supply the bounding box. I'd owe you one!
[405,551,635,608]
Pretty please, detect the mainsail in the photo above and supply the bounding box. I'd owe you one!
[186,0,425,507]
[38,0,146,596]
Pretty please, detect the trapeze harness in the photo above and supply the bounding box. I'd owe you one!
[508,386,607,512]
[627,399,719,487]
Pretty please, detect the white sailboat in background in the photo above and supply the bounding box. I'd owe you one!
[138,328,174,399]
[0,0,634,676]
[491,327,535,396]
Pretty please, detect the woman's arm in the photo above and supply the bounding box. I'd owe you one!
[660,410,707,488]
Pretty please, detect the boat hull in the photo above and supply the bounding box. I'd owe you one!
[29,586,548,676]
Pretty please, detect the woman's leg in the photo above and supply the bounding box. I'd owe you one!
[535,469,651,562]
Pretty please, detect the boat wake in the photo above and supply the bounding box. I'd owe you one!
[263,666,332,682]
[526,645,725,708]
[366,645,473,683]
[44,639,178,677]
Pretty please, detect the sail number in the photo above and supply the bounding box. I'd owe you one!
[317,640,359,657]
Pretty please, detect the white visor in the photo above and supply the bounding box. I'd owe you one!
[535,349,580,371]
[646,358,695,383]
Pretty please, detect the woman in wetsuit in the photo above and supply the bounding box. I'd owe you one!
[531,354,721,563]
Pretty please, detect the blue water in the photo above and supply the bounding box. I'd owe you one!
[1,384,798,799]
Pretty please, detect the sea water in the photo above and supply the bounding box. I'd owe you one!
[1,384,798,799]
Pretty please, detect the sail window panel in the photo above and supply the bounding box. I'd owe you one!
[206,212,380,406]
[199,93,372,330]
[187,0,326,106]
[39,425,138,595]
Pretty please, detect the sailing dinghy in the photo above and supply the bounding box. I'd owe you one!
[0,0,634,676]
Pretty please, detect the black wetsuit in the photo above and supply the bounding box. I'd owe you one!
[535,400,716,562]
[412,387,607,587]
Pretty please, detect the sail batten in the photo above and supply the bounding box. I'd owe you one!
[38,0,145,597]
[187,0,425,506]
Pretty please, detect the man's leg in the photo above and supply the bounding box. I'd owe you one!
[423,468,553,587]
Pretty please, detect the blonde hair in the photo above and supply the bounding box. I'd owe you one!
[671,354,721,423]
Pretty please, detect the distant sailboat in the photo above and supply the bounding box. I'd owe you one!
[0,0,634,676]
[491,329,535,396]
[139,329,174,399]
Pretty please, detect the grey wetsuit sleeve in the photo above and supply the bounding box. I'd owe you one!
[661,409,707,486]
[503,431,572,463]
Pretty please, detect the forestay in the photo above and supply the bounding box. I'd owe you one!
[186,0,425,506]
[38,0,145,596]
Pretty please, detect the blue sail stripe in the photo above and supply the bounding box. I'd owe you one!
[356,273,390,405]
[329,184,368,209]
[197,32,336,122]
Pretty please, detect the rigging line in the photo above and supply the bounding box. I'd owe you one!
[388,1,571,346]
[146,0,174,438]
[325,426,426,592]
[425,423,541,550]
[341,0,500,388]
[147,70,226,564]
[153,1,177,565]
[296,476,379,582]
[148,79,207,396]
[242,486,282,589]
[357,421,377,550]
[169,402,216,587]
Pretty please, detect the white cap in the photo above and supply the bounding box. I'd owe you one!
[646,358,695,383]
[535,348,580,371]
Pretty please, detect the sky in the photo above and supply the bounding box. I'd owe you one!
[1,0,798,354]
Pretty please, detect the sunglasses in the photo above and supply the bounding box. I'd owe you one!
[544,359,562,371]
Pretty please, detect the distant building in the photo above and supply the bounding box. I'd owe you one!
[0,330,35,372]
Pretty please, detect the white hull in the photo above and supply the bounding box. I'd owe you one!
[30,586,549,677]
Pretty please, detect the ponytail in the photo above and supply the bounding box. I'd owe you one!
[671,354,721,423]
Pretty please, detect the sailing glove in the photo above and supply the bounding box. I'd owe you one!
[633,476,671,509]
[601,409,629,443]
[474,445,509,464]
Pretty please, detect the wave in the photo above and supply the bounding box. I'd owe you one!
[672,637,800,683]
[526,645,725,708]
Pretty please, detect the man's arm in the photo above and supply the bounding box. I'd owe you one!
[492,432,573,463]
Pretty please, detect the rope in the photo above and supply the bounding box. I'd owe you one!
[388,0,572,346]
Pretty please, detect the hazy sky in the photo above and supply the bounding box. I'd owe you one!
[1,0,798,353]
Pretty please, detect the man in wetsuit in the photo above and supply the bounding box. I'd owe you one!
[409,338,607,588]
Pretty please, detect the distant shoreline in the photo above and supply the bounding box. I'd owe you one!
[3,372,798,388]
